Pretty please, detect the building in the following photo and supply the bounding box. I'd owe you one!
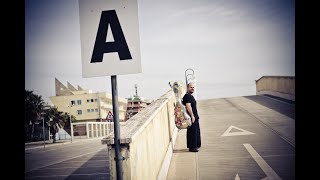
[126,84,152,120]
[49,78,128,122]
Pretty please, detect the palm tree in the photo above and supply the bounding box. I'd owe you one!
[25,90,77,142]
[25,90,44,141]
[45,107,73,142]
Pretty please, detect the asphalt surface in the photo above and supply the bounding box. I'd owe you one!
[167,95,295,180]
[244,95,295,120]
[25,138,110,180]
[25,95,295,180]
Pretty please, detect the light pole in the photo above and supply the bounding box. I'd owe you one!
[97,92,102,122]
[42,105,51,147]
[69,113,73,143]
[42,117,45,150]
[48,118,53,141]
[68,105,73,143]
[40,109,49,151]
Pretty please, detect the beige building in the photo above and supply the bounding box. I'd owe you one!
[49,78,128,122]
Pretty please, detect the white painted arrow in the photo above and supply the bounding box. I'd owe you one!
[235,173,240,180]
[243,143,282,180]
[221,125,255,137]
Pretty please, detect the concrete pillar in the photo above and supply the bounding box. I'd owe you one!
[102,123,105,136]
[90,123,94,138]
[70,123,74,142]
[86,122,89,139]
[100,122,103,136]
[95,123,98,137]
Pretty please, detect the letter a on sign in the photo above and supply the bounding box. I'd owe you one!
[91,10,132,63]
[79,0,142,77]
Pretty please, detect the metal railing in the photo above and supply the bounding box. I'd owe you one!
[185,68,197,99]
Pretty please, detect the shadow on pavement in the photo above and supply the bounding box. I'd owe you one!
[244,95,295,120]
[173,149,190,153]
[64,148,110,180]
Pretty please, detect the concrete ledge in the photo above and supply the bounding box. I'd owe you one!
[255,76,295,102]
[101,82,186,180]
[157,126,178,180]
[101,91,173,145]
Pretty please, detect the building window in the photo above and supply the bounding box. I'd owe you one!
[91,99,94,102]
[77,100,82,105]
[87,109,90,113]
[94,98,98,102]
[87,99,90,103]
[77,110,82,115]
[71,101,76,106]
[91,109,94,112]
[95,108,98,112]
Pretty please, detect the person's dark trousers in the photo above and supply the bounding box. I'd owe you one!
[197,122,201,148]
[187,120,199,149]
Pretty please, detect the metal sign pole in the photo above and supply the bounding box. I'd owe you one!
[111,75,123,180]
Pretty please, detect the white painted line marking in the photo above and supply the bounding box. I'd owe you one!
[221,126,255,136]
[195,153,200,180]
[243,143,282,180]
[235,173,240,180]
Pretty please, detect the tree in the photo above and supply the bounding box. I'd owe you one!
[45,107,70,142]
[25,90,44,141]
[25,89,77,142]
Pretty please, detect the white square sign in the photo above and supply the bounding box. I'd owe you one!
[79,0,142,77]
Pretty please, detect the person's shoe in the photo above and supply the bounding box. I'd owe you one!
[189,148,199,152]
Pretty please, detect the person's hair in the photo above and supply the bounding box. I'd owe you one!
[187,82,194,88]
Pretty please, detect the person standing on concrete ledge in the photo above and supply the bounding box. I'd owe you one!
[182,82,201,152]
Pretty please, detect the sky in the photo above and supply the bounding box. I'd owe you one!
[25,0,295,104]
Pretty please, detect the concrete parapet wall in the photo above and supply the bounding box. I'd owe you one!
[255,76,295,101]
[102,82,185,180]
